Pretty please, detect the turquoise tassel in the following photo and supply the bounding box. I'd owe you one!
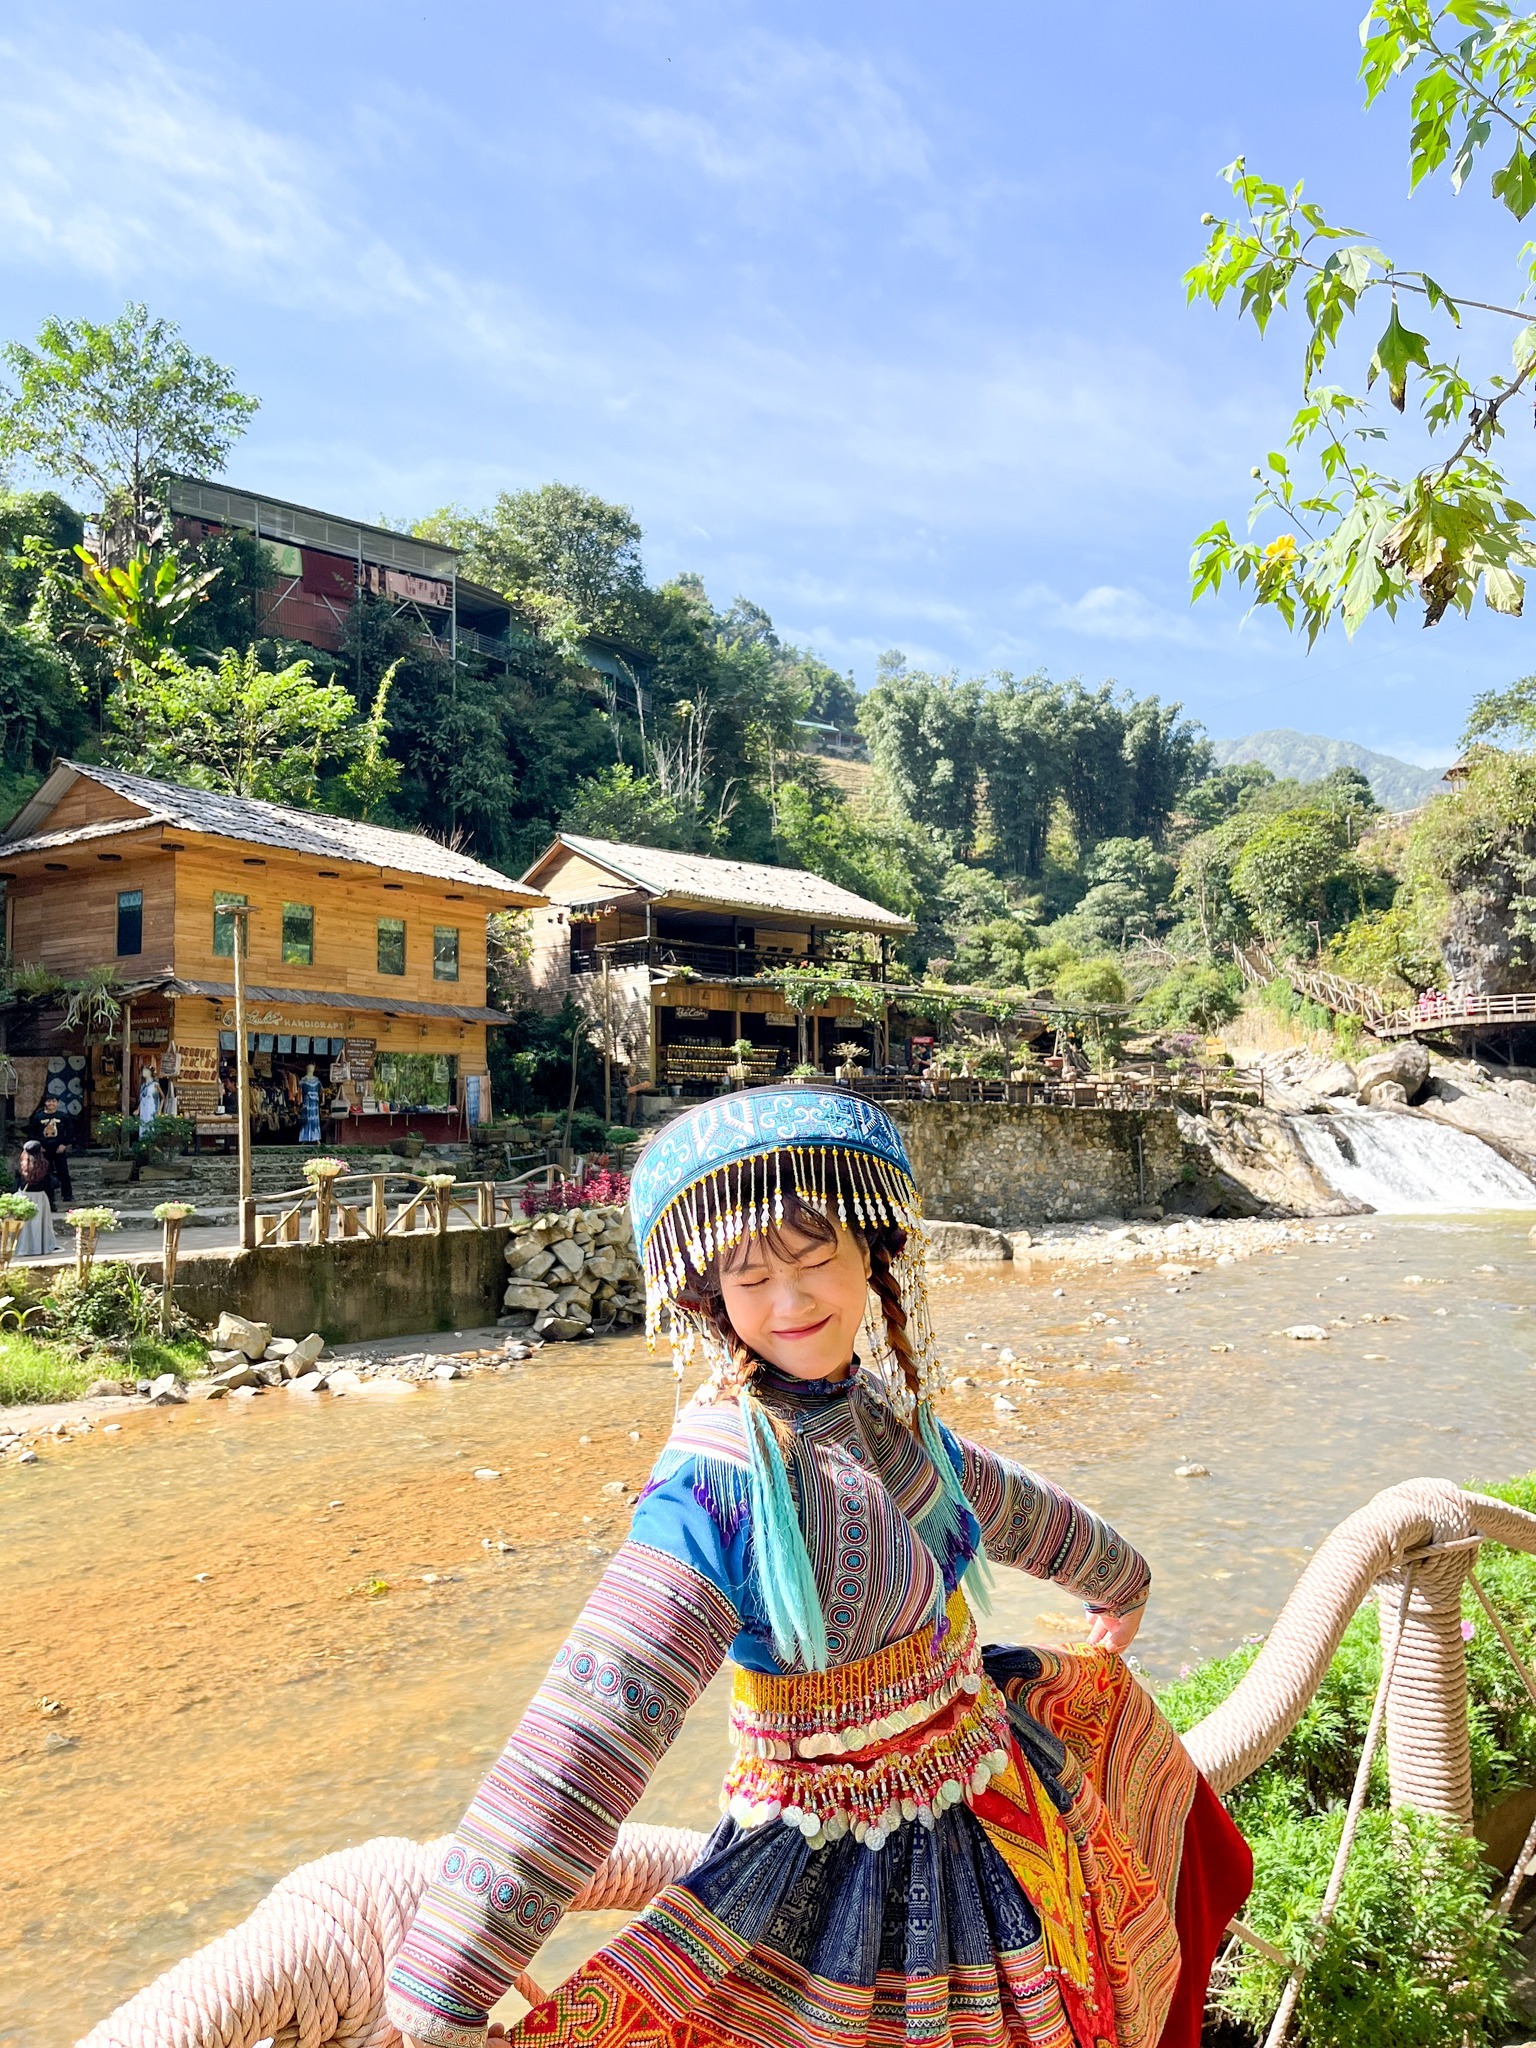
[916,1401,995,1617]
[741,1396,829,1671]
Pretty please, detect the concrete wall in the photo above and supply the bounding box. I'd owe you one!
[886,1102,1184,1227]
[173,1225,515,1342]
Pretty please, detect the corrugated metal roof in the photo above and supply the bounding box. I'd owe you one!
[2,764,539,898]
[524,833,913,932]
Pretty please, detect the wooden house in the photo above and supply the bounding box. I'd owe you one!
[519,833,913,1098]
[0,764,540,1145]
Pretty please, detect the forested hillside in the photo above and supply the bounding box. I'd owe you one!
[4,302,1531,1035]
[1210,731,1446,812]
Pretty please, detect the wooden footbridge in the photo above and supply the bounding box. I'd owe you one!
[1236,949,1536,1048]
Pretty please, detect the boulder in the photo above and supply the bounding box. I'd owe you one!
[284,1333,326,1374]
[922,1221,1014,1263]
[509,1248,557,1280]
[84,1378,132,1399]
[551,1238,586,1274]
[1355,1042,1430,1104]
[264,1338,300,1359]
[207,1348,250,1370]
[538,1315,591,1341]
[504,1282,558,1312]
[325,1368,363,1397]
[1363,1079,1409,1107]
[149,1373,187,1404]
[214,1312,273,1361]
[210,1360,262,1390]
[286,1371,326,1394]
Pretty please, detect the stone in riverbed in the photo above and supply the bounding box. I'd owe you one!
[923,1221,1014,1263]
[325,1368,362,1397]
[284,1333,325,1375]
[213,1313,273,1361]
[537,1315,591,1341]
[1355,1042,1430,1105]
[263,1338,299,1359]
[84,1378,132,1398]
[1282,1324,1329,1341]
[286,1371,326,1394]
[149,1374,186,1404]
[207,1348,249,1370]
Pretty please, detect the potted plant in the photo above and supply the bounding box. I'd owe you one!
[832,1040,867,1081]
[153,1201,195,1335]
[0,1192,37,1272]
[725,1037,755,1085]
[302,1156,347,1242]
[789,1063,820,1083]
[64,1204,119,1284]
[96,1112,139,1184]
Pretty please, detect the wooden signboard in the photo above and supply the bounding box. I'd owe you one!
[345,1036,377,1078]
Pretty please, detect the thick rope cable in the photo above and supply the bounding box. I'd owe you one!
[1261,1567,1418,2048]
[77,1480,1536,2048]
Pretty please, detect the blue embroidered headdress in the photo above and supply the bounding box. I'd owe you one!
[630,1086,988,1666]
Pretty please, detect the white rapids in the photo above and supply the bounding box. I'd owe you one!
[1289,1105,1536,1213]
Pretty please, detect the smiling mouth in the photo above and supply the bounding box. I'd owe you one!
[773,1313,834,1340]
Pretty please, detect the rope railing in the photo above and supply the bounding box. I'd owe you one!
[77,1477,1536,2048]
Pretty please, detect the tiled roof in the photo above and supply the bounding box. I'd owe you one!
[526,833,913,932]
[2,764,537,896]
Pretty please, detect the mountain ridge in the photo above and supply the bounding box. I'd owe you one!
[1209,728,1449,811]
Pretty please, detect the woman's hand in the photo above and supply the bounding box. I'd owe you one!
[1083,1605,1144,1654]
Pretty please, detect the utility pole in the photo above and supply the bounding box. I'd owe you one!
[231,905,254,1205]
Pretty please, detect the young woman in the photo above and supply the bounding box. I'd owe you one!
[388,1088,1250,2048]
[14,1142,58,1257]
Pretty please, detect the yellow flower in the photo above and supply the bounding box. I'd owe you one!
[1263,534,1297,564]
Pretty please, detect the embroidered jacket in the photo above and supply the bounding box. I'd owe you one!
[384,1368,1149,2046]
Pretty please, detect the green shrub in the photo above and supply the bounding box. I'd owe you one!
[1223,1807,1515,2048]
[1136,961,1242,1033]
[1052,956,1127,1006]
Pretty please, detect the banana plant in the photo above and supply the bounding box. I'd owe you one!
[74,543,217,673]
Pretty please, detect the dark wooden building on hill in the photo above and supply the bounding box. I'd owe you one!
[0,764,540,1145]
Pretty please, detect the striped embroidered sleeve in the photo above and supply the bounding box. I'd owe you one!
[384,1540,739,2048]
[952,1432,1151,1615]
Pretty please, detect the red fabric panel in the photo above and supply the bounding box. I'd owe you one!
[300,548,356,599]
[1158,1773,1254,2047]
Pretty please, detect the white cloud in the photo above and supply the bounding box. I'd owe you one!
[609,29,932,195]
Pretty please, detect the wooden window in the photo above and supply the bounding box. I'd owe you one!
[433,926,460,981]
[282,902,315,966]
[213,891,247,958]
[377,916,406,975]
[116,889,143,957]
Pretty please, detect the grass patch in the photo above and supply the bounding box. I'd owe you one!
[0,1330,207,1406]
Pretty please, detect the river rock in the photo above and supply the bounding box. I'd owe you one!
[1282,1324,1329,1341]
[538,1314,591,1341]
[211,1360,262,1390]
[509,1247,557,1280]
[214,1313,273,1361]
[504,1282,558,1312]
[1355,1042,1430,1104]
[149,1373,187,1403]
[285,1333,326,1374]
[264,1338,299,1359]
[1417,1060,1536,1177]
[325,1368,363,1397]
[924,1221,1014,1262]
[207,1348,249,1370]
[287,1371,326,1394]
[352,1375,416,1399]
[551,1238,586,1274]
[84,1377,132,1398]
[1363,1079,1409,1107]
[1177,1103,1369,1218]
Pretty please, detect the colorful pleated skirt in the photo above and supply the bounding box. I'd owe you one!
[514,1611,1251,2048]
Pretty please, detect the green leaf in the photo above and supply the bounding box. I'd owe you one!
[1369,305,1432,411]
[1491,139,1536,221]
[1484,565,1526,615]
[1514,323,1536,370]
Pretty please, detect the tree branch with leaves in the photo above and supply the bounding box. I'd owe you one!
[1189,1,1536,639]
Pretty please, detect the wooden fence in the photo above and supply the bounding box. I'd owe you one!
[237,1166,563,1251]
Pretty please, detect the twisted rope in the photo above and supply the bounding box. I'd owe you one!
[78,1480,1536,2048]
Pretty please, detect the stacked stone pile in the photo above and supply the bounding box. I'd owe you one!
[502,1205,645,1340]
[206,1312,330,1393]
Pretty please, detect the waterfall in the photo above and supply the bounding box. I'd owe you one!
[1289,1106,1536,1212]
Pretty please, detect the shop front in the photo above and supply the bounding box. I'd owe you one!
[650,984,880,1096]
[163,997,488,1149]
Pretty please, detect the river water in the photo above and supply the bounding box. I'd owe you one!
[6,1210,1536,2044]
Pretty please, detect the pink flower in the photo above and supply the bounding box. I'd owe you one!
[1460,1618,1475,1642]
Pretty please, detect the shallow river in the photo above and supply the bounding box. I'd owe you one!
[5,1212,1536,2044]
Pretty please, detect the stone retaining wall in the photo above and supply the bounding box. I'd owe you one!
[886,1102,1184,1227]
[172,1227,515,1343]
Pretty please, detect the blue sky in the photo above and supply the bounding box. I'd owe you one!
[3,1,1531,764]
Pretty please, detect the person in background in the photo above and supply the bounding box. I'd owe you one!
[28,1093,74,1201]
[14,1140,58,1256]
